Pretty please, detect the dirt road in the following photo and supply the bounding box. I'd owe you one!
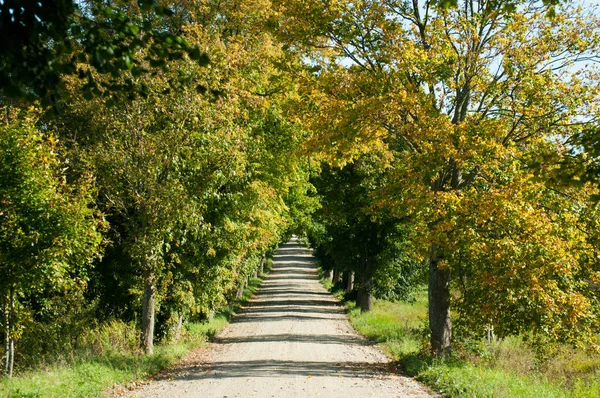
[128,238,433,397]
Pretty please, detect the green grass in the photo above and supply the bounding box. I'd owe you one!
[0,277,264,398]
[319,274,333,291]
[322,280,600,398]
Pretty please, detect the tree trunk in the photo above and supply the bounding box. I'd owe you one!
[172,313,184,341]
[429,244,451,355]
[3,287,15,377]
[486,324,494,343]
[345,271,354,293]
[357,252,374,313]
[141,269,156,355]
[357,263,373,313]
[323,269,332,280]
[8,288,13,377]
[236,284,244,299]
[260,257,265,275]
[356,289,373,312]
[3,296,10,376]
[332,269,342,284]
[8,334,13,378]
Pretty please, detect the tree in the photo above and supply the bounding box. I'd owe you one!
[0,108,102,376]
[69,78,223,354]
[310,158,422,312]
[53,0,307,353]
[276,0,600,353]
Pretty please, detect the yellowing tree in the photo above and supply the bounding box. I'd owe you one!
[277,0,600,353]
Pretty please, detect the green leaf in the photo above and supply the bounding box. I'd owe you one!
[128,24,140,35]
[433,0,458,9]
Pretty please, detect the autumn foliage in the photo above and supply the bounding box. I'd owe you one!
[1,0,600,378]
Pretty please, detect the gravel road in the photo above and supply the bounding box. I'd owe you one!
[126,238,433,397]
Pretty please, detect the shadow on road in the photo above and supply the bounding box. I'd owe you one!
[177,360,391,380]
[156,239,390,386]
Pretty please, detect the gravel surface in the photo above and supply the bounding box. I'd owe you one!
[124,238,434,398]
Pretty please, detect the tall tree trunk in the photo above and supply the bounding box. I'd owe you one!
[345,271,354,293]
[357,259,373,312]
[172,312,184,341]
[260,256,265,275]
[3,295,10,376]
[141,269,156,355]
[323,269,332,280]
[429,244,451,355]
[4,287,15,377]
[332,269,342,284]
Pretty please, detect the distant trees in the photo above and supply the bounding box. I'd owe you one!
[309,159,423,312]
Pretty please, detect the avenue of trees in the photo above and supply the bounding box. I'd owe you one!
[1,0,599,377]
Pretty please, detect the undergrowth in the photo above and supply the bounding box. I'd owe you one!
[0,277,264,398]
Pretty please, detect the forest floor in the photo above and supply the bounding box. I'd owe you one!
[122,238,433,398]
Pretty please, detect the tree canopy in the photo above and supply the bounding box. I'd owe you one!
[1,0,600,376]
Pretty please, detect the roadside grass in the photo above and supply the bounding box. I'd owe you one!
[0,277,264,398]
[321,278,600,398]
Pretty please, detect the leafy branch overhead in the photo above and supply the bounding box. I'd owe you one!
[1,0,600,387]
[0,0,209,103]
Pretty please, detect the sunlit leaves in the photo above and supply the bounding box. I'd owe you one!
[0,108,103,359]
[0,0,210,104]
[279,0,600,348]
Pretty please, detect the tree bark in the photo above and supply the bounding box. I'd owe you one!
[8,334,13,378]
[141,269,156,355]
[172,312,184,341]
[356,289,373,312]
[345,271,354,293]
[3,296,10,376]
[8,288,13,377]
[3,287,15,377]
[357,261,373,313]
[260,256,265,275]
[236,284,244,299]
[429,244,451,355]
[323,269,332,280]
[332,269,342,284]
[486,324,494,343]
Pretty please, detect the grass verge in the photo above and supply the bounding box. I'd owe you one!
[321,277,600,398]
[0,277,264,398]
